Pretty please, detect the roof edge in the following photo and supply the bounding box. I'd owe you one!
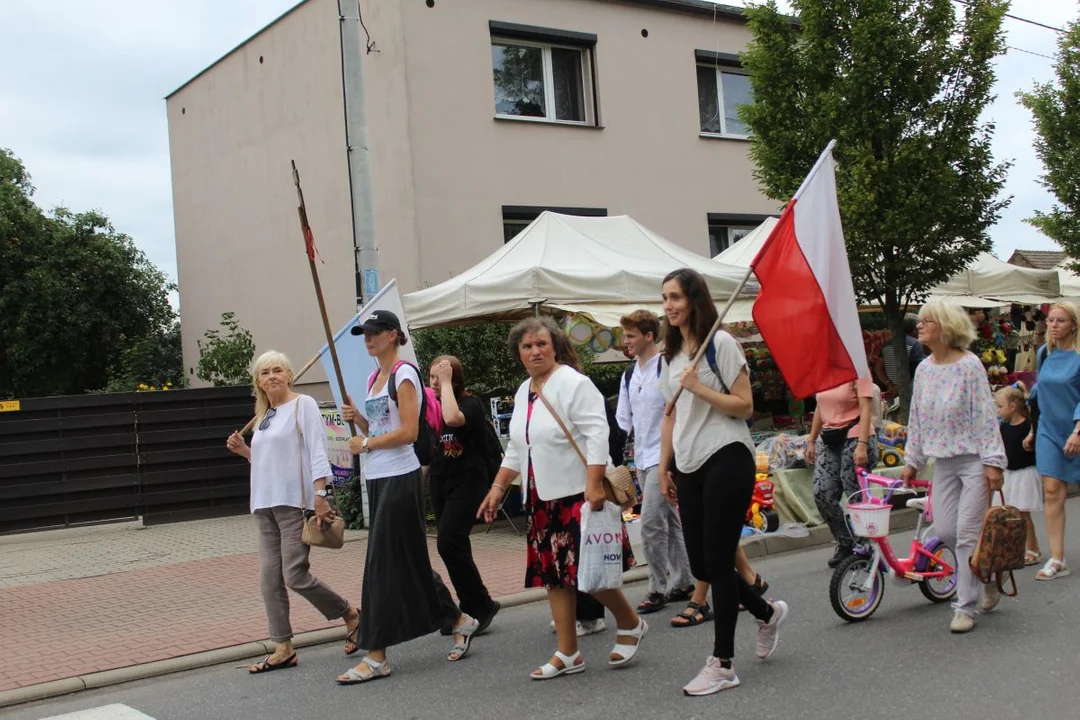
[609,0,747,23]
[165,0,311,100]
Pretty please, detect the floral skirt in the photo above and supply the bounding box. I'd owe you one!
[524,461,635,590]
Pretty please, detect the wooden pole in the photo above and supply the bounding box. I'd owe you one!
[291,160,359,439]
[665,265,757,415]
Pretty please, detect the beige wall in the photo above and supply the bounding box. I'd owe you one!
[390,0,781,289]
[168,0,780,387]
[167,0,354,388]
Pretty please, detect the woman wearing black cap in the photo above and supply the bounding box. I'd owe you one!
[336,310,479,684]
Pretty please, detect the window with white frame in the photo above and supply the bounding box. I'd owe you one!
[491,39,592,124]
[696,65,752,137]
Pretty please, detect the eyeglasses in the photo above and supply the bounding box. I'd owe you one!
[917,318,937,326]
[259,407,278,431]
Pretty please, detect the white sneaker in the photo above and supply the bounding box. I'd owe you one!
[950,612,975,633]
[683,656,739,696]
[548,618,608,636]
[979,583,1001,612]
[756,600,789,659]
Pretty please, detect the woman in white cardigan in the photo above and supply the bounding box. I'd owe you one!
[479,317,645,680]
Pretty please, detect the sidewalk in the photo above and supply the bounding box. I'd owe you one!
[0,516,526,696]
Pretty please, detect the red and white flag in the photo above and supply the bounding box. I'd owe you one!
[751,141,868,399]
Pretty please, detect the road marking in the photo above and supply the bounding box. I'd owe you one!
[37,705,155,720]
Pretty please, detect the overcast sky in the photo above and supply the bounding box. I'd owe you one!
[0,0,1074,287]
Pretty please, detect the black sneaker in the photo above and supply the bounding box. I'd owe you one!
[476,601,501,635]
[827,545,854,569]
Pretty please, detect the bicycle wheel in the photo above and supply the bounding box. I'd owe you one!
[830,554,885,622]
[918,539,958,603]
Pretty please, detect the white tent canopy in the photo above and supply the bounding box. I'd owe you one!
[403,212,757,329]
[931,252,1060,305]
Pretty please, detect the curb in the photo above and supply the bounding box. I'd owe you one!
[0,512,907,710]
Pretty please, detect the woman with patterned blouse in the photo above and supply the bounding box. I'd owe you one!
[901,300,1006,635]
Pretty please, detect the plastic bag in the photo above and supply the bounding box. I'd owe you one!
[577,501,626,593]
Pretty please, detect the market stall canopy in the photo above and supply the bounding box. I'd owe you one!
[711,217,779,267]
[930,252,1060,305]
[402,212,758,329]
[1056,261,1080,304]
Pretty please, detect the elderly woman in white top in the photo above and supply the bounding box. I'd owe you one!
[479,317,646,680]
[226,350,359,673]
[901,300,1006,634]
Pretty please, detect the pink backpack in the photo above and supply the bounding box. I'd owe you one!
[366,361,443,464]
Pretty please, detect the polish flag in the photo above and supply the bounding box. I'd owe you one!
[751,141,868,399]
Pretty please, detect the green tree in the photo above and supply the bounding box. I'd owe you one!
[105,319,184,393]
[1017,17,1080,264]
[196,312,256,387]
[740,0,1011,411]
[412,321,628,399]
[0,149,180,398]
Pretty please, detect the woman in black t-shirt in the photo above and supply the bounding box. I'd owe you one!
[429,355,501,632]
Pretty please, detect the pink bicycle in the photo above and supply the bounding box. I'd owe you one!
[829,469,957,622]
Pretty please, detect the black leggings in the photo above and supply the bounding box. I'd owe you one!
[676,443,772,659]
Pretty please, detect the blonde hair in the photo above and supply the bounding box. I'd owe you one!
[1047,302,1080,354]
[995,382,1029,419]
[251,350,294,422]
[918,300,976,350]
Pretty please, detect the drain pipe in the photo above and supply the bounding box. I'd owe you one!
[338,0,378,309]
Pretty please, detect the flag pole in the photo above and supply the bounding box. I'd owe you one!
[237,350,321,436]
[665,265,757,415]
[291,160,359,439]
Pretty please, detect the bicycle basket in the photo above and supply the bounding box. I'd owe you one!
[846,502,891,538]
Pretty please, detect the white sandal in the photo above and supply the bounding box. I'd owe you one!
[1036,558,1070,581]
[530,650,585,680]
[608,618,648,667]
[336,656,391,684]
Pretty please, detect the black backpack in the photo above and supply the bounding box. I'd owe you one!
[366,361,438,466]
[479,408,505,482]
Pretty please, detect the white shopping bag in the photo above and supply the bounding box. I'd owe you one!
[577,501,626,593]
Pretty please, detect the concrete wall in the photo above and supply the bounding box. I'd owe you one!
[391,0,780,287]
[167,0,353,388]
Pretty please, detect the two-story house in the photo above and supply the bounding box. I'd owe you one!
[166,0,780,388]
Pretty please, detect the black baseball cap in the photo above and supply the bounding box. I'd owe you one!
[353,309,403,336]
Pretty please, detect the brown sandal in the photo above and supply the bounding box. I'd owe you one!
[344,609,360,655]
[670,601,713,628]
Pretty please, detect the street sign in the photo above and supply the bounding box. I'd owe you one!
[364,269,380,296]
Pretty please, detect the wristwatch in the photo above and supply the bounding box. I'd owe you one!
[315,489,329,498]
[361,437,370,453]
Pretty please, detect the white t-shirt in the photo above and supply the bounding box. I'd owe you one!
[249,395,332,512]
[660,331,755,473]
[362,363,422,479]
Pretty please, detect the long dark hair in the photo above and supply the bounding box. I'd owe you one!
[661,268,718,363]
[507,317,582,372]
[431,354,469,399]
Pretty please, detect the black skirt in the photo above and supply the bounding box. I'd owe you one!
[357,469,454,650]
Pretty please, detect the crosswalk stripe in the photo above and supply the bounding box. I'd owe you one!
[37,704,155,720]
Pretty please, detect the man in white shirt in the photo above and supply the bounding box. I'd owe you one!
[616,310,695,614]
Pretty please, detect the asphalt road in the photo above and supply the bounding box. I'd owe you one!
[13,499,1080,720]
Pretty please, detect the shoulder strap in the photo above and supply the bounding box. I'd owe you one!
[366,369,379,393]
[384,360,409,403]
[623,367,632,395]
[703,333,730,395]
[656,356,663,377]
[534,388,588,469]
[1037,344,1048,374]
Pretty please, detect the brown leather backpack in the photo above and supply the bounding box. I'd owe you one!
[969,490,1026,596]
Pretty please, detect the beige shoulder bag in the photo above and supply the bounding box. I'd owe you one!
[295,400,346,549]
[534,388,636,510]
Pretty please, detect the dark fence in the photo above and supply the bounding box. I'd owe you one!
[0,387,254,533]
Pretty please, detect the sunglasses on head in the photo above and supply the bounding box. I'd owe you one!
[259,407,278,431]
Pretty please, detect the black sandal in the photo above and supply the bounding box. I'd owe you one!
[670,601,713,628]
[636,592,667,614]
[739,575,769,612]
[248,653,297,674]
[666,585,695,603]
